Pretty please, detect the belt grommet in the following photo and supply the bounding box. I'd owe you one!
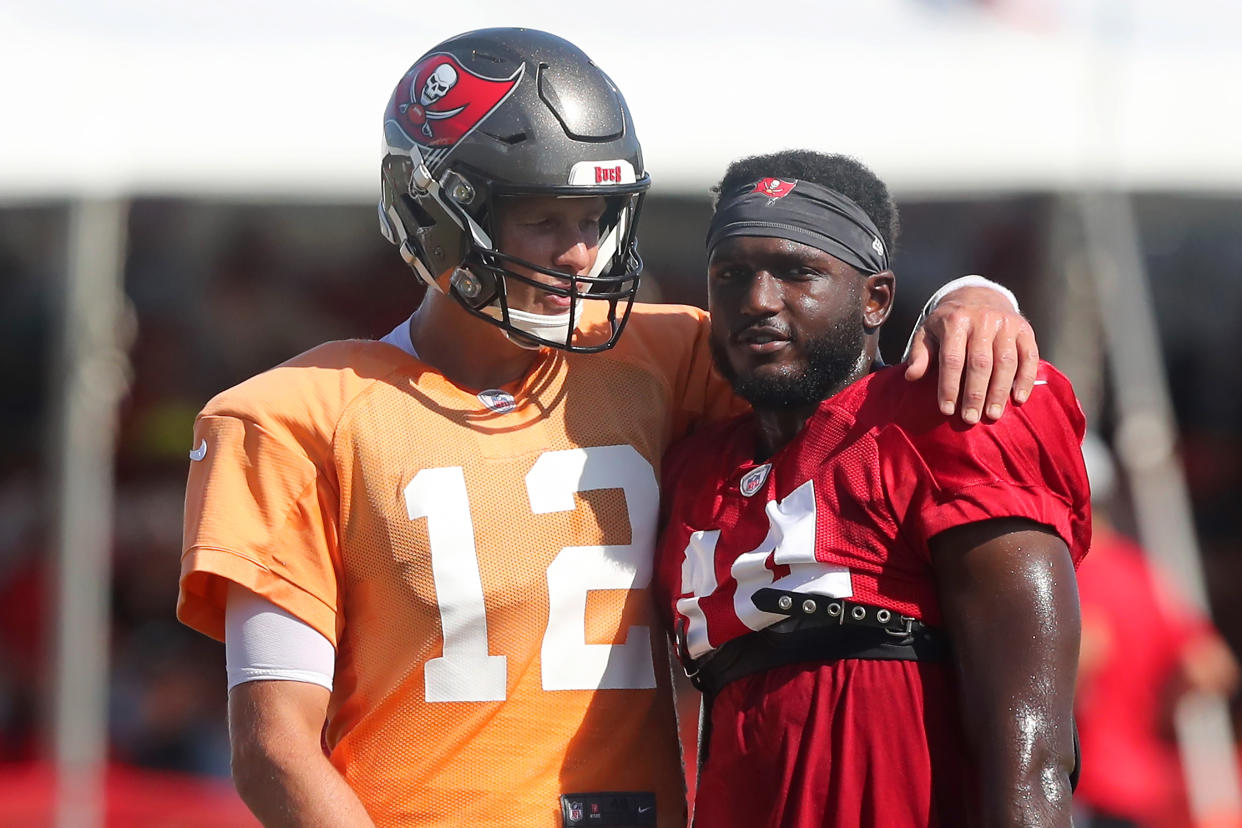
[851,606,867,621]
[777,595,793,611]
[827,602,842,617]
[876,609,891,623]
[801,599,817,614]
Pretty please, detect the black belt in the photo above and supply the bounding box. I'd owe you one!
[680,589,947,697]
[678,587,1080,792]
[751,588,931,637]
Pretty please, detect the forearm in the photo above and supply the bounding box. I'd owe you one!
[933,521,1079,827]
[229,683,375,827]
[971,697,1075,826]
[235,747,374,827]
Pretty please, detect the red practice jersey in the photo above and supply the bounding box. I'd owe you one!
[178,302,741,827]
[654,362,1091,827]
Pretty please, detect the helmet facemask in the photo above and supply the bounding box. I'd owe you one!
[452,187,647,352]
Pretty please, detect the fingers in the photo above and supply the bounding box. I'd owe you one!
[956,317,998,424]
[904,329,931,382]
[967,314,1039,421]
[1010,319,1040,405]
[933,315,971,417]
[982,330,1018,421]
[914,290,1039,423]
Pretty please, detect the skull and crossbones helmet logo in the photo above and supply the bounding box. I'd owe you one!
[420,63,458,106]
[396,59,468,140]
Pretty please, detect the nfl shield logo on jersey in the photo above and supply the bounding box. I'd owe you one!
[567,801,584,822]
[477,389,517,413]
[739,463,771,497]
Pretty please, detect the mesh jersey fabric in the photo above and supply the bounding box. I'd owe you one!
[694,659,972,828]
[654,361,1091,826]
[178,301,742,827]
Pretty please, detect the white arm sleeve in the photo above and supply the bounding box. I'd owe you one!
[901,274,1021,362]
[225,583,336,692]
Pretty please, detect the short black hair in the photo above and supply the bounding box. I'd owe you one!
[713,149,900,258]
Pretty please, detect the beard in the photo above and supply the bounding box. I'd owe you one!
[712,312,870,410]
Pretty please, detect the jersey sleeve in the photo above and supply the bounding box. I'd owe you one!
[662,305,747,440]
[878,362,1091,565]
[178,404,342,647]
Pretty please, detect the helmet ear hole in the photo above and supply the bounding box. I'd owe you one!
[398,193,436,228]
[392,193,468,280]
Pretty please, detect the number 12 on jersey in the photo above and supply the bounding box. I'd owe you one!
[403,445,659,703]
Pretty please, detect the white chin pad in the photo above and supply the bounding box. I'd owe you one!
[482,301,579,346]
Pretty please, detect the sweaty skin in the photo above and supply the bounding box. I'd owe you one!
[706,235,894,456]
[931,519,1079,826]
[708,232,1078,825]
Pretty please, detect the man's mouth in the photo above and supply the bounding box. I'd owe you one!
[735,325,791,353]
[533,278,575,312]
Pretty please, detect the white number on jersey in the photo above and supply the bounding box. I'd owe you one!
[404,445,658,702]
[677,479,854,659]
[406,466,509,702]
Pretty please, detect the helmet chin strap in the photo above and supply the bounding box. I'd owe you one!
[480,301,580,349]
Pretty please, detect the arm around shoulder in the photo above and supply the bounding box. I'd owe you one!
[902,276,1038,423]
[931,517,1079,828]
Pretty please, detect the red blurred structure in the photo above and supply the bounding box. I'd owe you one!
[0,762,257,827]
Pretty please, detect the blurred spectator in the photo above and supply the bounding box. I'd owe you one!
[0,467,49,763]
[1074,433,1240,828]
[110,479,231,777]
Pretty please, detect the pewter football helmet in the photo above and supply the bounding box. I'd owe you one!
[378,28,649,352]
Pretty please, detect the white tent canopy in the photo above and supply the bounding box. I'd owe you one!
[5,0,1242,201]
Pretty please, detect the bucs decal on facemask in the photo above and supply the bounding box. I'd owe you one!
[389,53,523,148]
[754,178,797,202]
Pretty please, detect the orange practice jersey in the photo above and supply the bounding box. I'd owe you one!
[178,302,740,827]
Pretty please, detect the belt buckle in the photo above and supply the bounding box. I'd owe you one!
[884,614,917,639]
[675,620,706,686]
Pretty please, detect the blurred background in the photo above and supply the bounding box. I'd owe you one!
[3,0,1242,825]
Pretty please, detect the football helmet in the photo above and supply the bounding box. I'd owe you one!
[378,28,650,352]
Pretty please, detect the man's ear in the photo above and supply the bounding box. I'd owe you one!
[863,270,895,331]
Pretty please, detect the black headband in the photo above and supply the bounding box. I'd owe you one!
[706,178,890,274]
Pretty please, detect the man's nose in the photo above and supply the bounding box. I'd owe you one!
[554,232,596,276]
[740,271,782,316]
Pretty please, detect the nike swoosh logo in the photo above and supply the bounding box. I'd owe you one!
[189,439,207,461]
[637,806,653,814]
